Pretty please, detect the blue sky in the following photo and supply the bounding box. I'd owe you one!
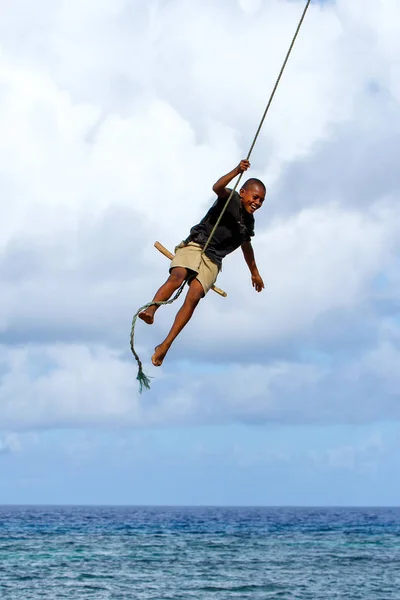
[1,0,400,506]
[1,423,399,506]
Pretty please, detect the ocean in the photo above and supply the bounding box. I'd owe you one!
[0,506,399,599]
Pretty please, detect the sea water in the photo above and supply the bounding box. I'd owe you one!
[1,506,399,599]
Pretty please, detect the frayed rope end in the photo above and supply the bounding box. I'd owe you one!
[131,284,187,394]
[137,367,152,393]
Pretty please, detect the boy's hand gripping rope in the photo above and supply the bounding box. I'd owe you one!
[130,0,311,392]
[201,0,311,259]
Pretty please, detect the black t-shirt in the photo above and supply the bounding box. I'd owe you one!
[185,190,255,268]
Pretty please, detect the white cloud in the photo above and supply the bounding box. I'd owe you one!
[1,335,400,432]
[309,431,385,473]
[1,0,400,431]
[0,433,21,454]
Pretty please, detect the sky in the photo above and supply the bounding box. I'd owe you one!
[1,0,400,506]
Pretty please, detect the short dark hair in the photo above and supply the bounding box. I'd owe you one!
[242,178,266,193]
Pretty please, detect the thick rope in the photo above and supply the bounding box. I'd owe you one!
[201,0,311,259]
[130,0,311,392]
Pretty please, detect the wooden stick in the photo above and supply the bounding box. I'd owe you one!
[154,241,227,298]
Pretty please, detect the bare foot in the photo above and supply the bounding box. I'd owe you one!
[138,308,155,325]
[151,344,169,367]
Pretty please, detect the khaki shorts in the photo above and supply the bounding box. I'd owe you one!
[169,242,219,295]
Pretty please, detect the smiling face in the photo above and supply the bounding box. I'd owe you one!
[239,180,266,214]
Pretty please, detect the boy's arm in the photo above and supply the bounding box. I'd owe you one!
[241,241,264,292]
[212,159,250,198]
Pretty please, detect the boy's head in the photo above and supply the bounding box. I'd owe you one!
[239,178,266,215]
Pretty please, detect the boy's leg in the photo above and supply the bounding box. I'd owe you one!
[151,278,204,366]
[139,267,189,325]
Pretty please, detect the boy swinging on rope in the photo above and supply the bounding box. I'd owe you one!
[139,159,265,366]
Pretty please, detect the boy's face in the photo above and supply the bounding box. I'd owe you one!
[240,183,266,214]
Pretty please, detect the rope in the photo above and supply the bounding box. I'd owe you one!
[201,0,311,259]
[130,282,187,392]
[130,0,311,392]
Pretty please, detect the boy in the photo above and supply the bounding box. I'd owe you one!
[139,159,265,366]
